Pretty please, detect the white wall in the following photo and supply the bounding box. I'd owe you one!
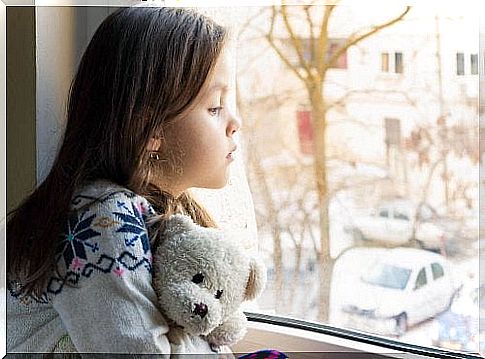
[35,7,115,183]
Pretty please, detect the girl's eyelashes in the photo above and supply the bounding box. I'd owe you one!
[208,107,223,116]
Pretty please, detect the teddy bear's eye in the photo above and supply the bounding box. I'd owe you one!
[192,273,204,284]
[215,290,223,299]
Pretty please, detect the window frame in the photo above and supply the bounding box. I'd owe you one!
[380,51,403,74]
[243,312,483,358]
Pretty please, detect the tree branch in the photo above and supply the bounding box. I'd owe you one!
[280,5,314,79]
[266,6,306,83]
[304,5,316,69]
[317,5,336,75]
[327,6,411,69]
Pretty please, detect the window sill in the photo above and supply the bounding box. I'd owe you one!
[233,312,483,359]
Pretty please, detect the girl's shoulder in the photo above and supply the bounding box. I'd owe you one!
[43,180,157,297]
[71,179,156,217]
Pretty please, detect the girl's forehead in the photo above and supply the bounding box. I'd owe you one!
[210,48,236,89]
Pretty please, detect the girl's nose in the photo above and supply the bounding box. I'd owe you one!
[227,116,241,137]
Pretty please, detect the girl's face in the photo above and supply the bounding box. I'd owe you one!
[153,49,241,196]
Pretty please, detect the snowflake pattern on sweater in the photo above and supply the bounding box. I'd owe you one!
[8,188,157,303]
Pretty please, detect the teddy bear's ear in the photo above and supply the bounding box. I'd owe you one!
[244,257,267,301]
[164,214,197,235]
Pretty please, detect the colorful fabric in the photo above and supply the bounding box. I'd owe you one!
[238,349,289,359]
[8,189,156,303]
[7,180,193,354]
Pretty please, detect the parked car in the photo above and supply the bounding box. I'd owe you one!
[344,200,459,250]
[340,248,460,336]
[431,283,484,352]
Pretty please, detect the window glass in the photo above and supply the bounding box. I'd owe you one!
[456,52,465,75]
[414,268,427,289]
[381,52,389,72]
[470,53,478,75]
[431,263,444,280]
[234,4,479,355]
[361,263,411,290]
[394,52,403,73]
[292,38,348,69]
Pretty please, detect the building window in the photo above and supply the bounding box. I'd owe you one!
[384,118,401,147]
[395,52,403,73]
[380,52,403,73]
[456,52,478,76]
[456,52,465,75]
[292,38,347,70]
[470,53,478,75]
[296,109,313,154]
[326,39,348,69]
[381,53,389,72]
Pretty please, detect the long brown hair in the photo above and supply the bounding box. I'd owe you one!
[7,6,226,298]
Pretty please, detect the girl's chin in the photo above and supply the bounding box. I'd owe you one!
[199,176,230,190]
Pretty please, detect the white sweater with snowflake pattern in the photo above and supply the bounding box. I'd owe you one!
[7,180,227,357]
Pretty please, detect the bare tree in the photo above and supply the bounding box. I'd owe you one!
[263,3,411,321]
[405,119,479,250]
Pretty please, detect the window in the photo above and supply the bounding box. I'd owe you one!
[395,52,403,73]
[326,39,348,69]
[296,109,313,154]
[234,4,478,356]
[471,53,478,75]
[293,38,347,69]
[431,263,444,280]
[381,52,389,72]
[414,268,427,290]
[456,52,465,75]
[380,51,403,73]
[384,118,401,147]
[457,52,478,76]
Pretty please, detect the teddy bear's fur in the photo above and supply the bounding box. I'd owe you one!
[151,214,267,351]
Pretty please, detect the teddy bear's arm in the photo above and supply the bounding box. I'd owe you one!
[205,310,248,349]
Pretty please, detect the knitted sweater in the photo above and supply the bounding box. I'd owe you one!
[7,180,229,357]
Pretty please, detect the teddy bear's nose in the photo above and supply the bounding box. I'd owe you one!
[193,302,208,318]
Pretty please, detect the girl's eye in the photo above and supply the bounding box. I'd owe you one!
[192,273,204,284]
[208,107,223,116]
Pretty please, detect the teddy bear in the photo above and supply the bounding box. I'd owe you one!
[150,214,267,354]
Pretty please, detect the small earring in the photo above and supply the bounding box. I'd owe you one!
[149,152,160,161]
[149,152,167,161]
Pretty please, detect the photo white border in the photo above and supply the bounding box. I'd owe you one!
[0,1,483,358]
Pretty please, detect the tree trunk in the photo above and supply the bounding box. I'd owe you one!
[309,86,334,322]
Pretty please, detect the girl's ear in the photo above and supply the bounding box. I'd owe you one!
[147,137,162,151]
[244,257,267,301]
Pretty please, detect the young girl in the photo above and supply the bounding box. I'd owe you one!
[6,5,286,358]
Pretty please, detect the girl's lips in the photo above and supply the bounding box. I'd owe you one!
[226,145,237,160]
